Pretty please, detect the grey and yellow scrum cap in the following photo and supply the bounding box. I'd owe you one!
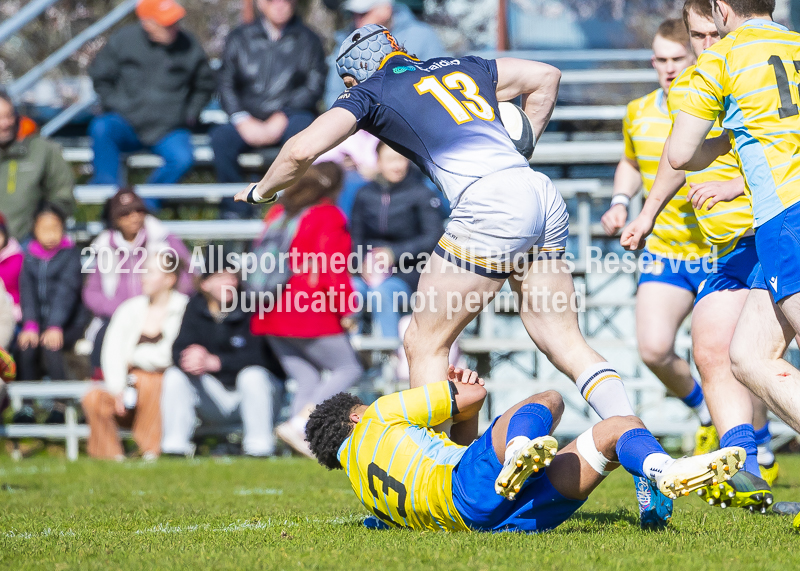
[335,24,404,83]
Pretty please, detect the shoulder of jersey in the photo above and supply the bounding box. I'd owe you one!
[627,88,660,116]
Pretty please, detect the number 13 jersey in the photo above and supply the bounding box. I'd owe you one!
[331,54,529,207]
[336,381,470,531]
[682,19,800,226]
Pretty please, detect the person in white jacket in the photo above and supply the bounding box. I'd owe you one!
[82,251,188,460]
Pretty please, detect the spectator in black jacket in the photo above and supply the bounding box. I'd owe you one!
[349,143,445,337]
[17,204,87,421]
[211,0,327,218]
[160,254,284,457]
[88,0,215,193]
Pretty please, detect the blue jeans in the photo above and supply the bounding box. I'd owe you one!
[89,113,194,208]
[210,111,316,219]
[352,276,412,338]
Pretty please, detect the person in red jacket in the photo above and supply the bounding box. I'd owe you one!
[250,162,363,457]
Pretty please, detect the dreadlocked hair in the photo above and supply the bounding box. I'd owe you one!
[305,392,364,470]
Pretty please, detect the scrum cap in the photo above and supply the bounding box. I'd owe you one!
[336,24,403,83]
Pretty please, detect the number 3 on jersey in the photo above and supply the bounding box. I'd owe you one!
[415,72,495,124]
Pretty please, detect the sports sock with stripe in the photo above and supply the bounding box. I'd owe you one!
[616,427,673,480]
[720,424,760,476]
[754,422,775,466]
[681,380,712,426]
[577,362,635,419]
[503,404,553,466]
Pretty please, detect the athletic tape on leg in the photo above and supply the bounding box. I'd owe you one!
[576,429,612,476]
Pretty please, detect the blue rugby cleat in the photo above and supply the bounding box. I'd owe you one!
[635,475,673,530]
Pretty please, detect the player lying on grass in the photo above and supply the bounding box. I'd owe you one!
[305,366,746,532]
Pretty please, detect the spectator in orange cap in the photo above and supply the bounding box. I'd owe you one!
[88,0,215,204]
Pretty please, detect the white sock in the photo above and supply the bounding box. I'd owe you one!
[577,362,635,419]
[757,445,775,466]
[694,400,712,426]
[642,453,674,481]
[503,436,530,465]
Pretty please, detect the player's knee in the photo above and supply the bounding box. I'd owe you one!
[693,337,730,377]
[637,339,674,370]
[596,415,643,451]
[538,390,564,422]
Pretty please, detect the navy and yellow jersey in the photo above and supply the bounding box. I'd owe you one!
[331,54,529,206]
[668,66,753,258]
[622,89,710,258]
[682,19,800,226]
[337,381,470,531]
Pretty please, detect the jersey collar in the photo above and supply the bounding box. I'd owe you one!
[378,51,420,70]
[741,18,788,32]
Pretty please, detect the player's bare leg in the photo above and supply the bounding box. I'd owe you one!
[731,289,800,432]
[692,289,753,436]
[509,259,635,418]
[403,252,504,443]
[636,282,697,398]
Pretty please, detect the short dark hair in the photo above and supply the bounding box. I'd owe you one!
[715,0,775,18]
[305,392,364,470]
[683,0,714,30]
[34,202,67,226]
[655,18,691,47]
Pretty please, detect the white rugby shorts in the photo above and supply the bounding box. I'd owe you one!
[434,167,569,277]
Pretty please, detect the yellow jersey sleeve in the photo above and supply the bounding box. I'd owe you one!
[667,66,753,256]
[682,48,729,122]
[366,381,454,428]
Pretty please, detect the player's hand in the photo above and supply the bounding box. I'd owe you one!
[447,364,484,386]
[17,330,39,350]
[688,178,745,211]
[40,328,63,351]
[600,204,628,236]
[620,215,654,251]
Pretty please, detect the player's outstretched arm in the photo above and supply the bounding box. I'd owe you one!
[620,136,686,251]
[234,108,358,203]
[668,111,728,171]
[602,158,641,236]
[495,58,561,140]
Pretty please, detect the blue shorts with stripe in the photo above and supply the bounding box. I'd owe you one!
[695,236,759,304]
[451,417,584,533]
[755,201,800,301]
[637,248,708,295]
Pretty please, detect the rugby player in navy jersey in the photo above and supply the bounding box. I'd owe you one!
[235,24,677,527]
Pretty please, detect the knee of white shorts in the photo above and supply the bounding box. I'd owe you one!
[576,428,612,476]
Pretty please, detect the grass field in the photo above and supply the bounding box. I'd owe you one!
[1,454,798,570]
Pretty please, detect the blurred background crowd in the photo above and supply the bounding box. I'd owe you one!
[1,0,799,459]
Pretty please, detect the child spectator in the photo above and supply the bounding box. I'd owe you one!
[17,204,88,421]
[82,188,192,375]
[251,163,363,457]
[0,213,23,322]
[81,251,188,460]
[349,143,444,337]
[161,251,284,457]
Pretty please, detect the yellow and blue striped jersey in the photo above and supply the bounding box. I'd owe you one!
[682,19,800,226]
[337,381,470,531]
[668,66,753,258]
[623,89,710,257]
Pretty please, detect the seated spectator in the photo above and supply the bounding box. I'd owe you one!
[0,90,75,240]
[0,213,23,322]
[88,0,214,195]
[250,163,363,457]
[212,0,326,219]
[161,253,284,457]
[17,204,88,422]
[82,188,193,375]
[317,130,379,219]
[324,0,446,106]
[82,251,189,460]
[349,143,444,337]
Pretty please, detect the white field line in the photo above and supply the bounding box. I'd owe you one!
[2,516,366,540]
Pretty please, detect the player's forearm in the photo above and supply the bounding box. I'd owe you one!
[674,134,731,171]
[612,158,643,199]
[519,73,560,138]
[252,136,314,200]
[495,58,561,136]
[641,138,687,222]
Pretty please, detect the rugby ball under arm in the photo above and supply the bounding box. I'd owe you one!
[498,102,536,160]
